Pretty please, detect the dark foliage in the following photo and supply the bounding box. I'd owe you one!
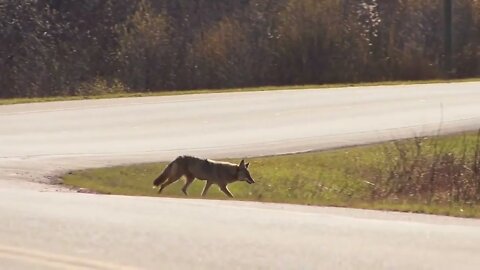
[1,0,478,98]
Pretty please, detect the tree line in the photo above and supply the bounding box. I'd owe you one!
[0,0,479,98]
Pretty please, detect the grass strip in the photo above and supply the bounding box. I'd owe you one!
[63,131,480,218]
[2,78,478,106]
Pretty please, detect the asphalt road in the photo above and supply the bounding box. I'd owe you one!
[1,82,480,269]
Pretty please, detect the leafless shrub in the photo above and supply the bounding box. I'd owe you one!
[370,130,480,205]
[75,78,128,96]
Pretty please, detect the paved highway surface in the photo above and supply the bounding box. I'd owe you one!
[1,82,480,269]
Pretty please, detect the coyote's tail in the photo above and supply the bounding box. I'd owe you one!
[152,159,177,187]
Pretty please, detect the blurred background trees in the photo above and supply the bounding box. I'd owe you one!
[0,0,478,98]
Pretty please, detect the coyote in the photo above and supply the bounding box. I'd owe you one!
[152,155,255,197]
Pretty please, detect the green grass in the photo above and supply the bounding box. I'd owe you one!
[63,132,480,218]
[1,78,478,106]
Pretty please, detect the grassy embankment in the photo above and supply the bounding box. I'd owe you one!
[64,131,480,218]
[1,78,478,106]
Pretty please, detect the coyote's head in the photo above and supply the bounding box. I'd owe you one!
[237,159,255,184]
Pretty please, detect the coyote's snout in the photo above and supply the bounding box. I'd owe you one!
[152,155,255,197]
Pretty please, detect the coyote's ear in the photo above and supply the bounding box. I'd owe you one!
[239,159,245,167]
[245,162,250,168]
